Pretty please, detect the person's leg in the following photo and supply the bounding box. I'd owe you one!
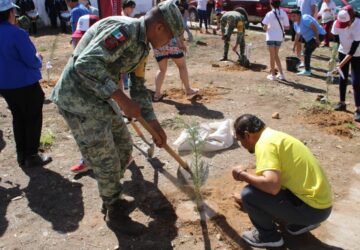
[351,56,360,121]
[333,52,350,111]
[183,16,193,42]
[198,9,203,32]
[325,21,333,46]
[303,39,316,72]
[59,109,122,205]
[0,88,26,165]
[111,113,133,179]
[241,185,332,237]
[274,45,284,76]
[154,58,168,99]
[172,56,198,95]
[23,83,44,158]
[50,14,57,28]
[268,45,276,76]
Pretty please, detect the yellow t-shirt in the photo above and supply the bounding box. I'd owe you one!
[255,128,332,209]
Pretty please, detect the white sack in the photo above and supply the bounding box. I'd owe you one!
[173,119,234,152]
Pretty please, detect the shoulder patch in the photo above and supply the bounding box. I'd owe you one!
[103,28,127,50]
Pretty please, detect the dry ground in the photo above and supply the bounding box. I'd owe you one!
[1,27,360,250]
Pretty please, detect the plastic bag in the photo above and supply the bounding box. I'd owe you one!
[173,119,234,152]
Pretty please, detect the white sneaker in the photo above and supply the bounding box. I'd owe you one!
[276,73,285,80]
[266,74,276,81]
[298,62,305,68]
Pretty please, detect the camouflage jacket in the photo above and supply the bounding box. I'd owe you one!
[220,11,246,37]
[51,16,156,121]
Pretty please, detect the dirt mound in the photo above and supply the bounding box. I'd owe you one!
[303,106,359,138]
[164,170,252,247]
[40,79,57,88]
[222,64,248,72]
[164,86,231,104]
[221,62,267,72]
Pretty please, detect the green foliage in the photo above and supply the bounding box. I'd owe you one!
[37,45,47,52]
[175,116,209,209]
[345,122,357,130]
[40,130,55,150]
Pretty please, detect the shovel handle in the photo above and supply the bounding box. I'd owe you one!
[130,120,146,141]
[137,117,191,173]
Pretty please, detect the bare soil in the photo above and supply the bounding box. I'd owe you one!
[1,27,360,250]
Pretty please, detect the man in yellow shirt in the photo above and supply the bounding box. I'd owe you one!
[232,114,332,248]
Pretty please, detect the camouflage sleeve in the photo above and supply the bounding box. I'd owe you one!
[225,17,235,37]
[73,27,131,101]
[220,17,226,35]
[129,56,157,121]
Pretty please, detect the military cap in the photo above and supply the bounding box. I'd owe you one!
[158,0,184,37]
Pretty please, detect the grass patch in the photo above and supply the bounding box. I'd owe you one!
[345,122,357,130]
[40,130,55,150]
[37,45,47,52]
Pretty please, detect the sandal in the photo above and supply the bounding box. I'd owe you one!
[186,88,199,98]
[153,93,165,102]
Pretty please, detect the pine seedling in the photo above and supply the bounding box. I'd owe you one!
[175,117,209,210]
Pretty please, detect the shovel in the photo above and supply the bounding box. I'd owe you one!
[137,117,193,176]
[130,120,155,158]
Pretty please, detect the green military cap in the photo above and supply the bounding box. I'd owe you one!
[158,0,184,37]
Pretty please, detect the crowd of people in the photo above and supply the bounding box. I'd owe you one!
[1,0,360,248]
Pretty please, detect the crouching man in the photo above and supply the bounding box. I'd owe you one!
[232,114,332,248]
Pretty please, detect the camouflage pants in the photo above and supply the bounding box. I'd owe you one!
[224,26,245,59]
[59,108,132,206]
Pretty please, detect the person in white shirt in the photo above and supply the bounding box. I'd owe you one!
[318,0,336,47]
[197,0,209,33]
[262,0,289,81]
[331,6,360,122]
[297,0,317,17]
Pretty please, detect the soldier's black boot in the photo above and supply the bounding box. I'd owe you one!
[219,56,228,61]
[104,200,146,235]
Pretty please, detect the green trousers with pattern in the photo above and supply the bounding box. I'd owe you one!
[59,108,132,206]
[224,26,245,60]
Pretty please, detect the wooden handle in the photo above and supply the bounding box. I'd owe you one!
[130,120,145,139]
[137,117,192,173]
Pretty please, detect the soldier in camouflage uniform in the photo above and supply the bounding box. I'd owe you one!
[220,10,250,67]
[50,0,184,235]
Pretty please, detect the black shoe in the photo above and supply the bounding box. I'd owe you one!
[219,57,228,61]
[17,153,25,167]
[286,223,320,235]
[105,200,146,235]
[24,153,52,168]
[354,109,360,122]
[334,102,346,111]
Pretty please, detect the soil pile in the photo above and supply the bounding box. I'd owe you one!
[164,86,230,104]
[303,106,360,138]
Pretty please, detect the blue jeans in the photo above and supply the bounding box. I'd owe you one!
[198,9,207,29]
[266,40,282,47]
[241,185,332,238]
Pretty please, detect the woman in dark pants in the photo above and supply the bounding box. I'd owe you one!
[0,1,51,167]
[331,6,360,122]
[206,0,214,27]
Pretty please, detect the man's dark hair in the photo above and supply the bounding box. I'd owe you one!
[290,8,301,15]
[66,0,78,3]
[122,0,136,9]
[234,114,266,138]
[0,9,12,23]
[271,1,281,9]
